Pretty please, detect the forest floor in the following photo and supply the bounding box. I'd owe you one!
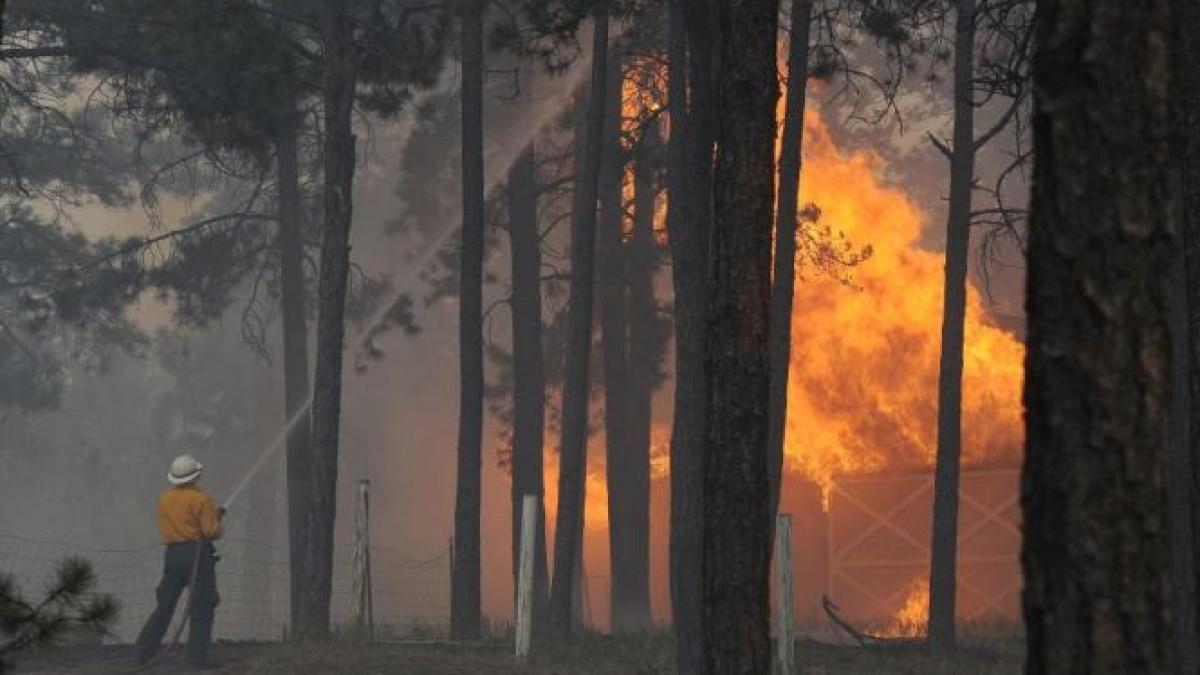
[11,633,1024,674]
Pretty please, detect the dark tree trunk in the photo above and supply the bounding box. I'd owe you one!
[572,486,588,628]
[669,0,715,669]
[1170,195,1198,675]
[597,47,637,634]
[275,121,313,638]
[508,141,550,630]
[1173,0,1200,671]
[1022,0,1175,671]
[701,0,778,672]
[927,0,976,651]
[451,0,484,641]
[298,0,357,638]
[548,14,609,641]
[623,120,659,631]
[665,2,690,652]
[766,0,813,521]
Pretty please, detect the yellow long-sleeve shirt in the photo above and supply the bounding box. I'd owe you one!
[156,484,224,544]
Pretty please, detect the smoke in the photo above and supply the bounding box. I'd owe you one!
[0,16,1030,636]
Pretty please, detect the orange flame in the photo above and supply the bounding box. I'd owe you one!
[783,109,1025,499]
[881,580,930,638]
[526,64,1024,629]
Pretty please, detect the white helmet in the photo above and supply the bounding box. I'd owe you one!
[168,454,203,485]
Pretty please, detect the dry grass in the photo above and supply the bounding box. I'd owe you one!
[11,633,1024,674]
[796,639,1022,675]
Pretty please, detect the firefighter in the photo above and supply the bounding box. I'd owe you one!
[134,454,224,668]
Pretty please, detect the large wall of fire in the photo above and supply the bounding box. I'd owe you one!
[533,99,1025,631]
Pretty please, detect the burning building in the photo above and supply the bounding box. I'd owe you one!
[780,108,1025,630]
[534,98,1025,633]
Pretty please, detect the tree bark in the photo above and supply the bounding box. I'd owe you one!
[766,0,813,522]
[665,0,690,652]
[275,121,313,638]
[702,0,778,672]
[597,48,635,634]
[624,120,659,631]
[1170,193,1198,675]
[1173,0,1200,671]
[548,13,609,641]
[927,0,976,651]
[451,0,485,641]
[1022,0,1175,671]
[669,0,715,669]
[508,141,550,631]
[298,0,358,638]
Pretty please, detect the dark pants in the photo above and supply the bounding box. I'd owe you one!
[134,541,219,664]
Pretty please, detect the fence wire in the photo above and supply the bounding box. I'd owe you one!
[0,533,450,643]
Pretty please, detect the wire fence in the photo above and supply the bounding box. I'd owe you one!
[0,533,450,643]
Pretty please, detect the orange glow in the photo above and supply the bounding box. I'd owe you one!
[621,57,669,245]
[543,441,612,534]
[783,109,1025,499]
[881,580,930,638]
[541,424,672,537]
[525,58,1024,630]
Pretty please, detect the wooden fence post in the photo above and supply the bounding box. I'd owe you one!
[777,513,794,674]
[352,479,374,641]
[515,494,538,659]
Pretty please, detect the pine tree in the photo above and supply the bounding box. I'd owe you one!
[548,12,609,640]
[702,0,779,672]
[450,0,486,640]
[0,558,117,673]
[1022,0,1175,671]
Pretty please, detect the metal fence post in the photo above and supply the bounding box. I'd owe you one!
[352,478,374,641]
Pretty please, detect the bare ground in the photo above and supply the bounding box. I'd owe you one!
[10,636,1023,674]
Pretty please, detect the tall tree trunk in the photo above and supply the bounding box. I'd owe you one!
[670,0,716,669]
[508,141,550,630]
[451,0,485,640]
[927,0,976,651]
[597,48,634,634]
[1173,0,1200,671]
[1170,200,1198,675]
[624,121,659,631]
[665,1,690,652]
[275,121,313,638]
[298,0,357,638]
[267,0,313,637]
[548,13,609,641]
[766,0,813,521]
[702,0,778,672]
[1022,0,1175,671]
[572,489,588,628]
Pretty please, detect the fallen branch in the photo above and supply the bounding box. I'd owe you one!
[821,595,927,650]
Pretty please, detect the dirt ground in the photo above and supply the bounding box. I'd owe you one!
[10,637,1024,675]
